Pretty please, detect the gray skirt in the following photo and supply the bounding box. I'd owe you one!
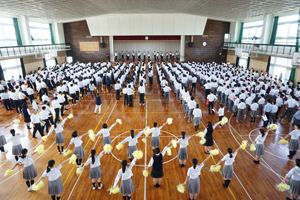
[221,165,234,179]
[0,135,7,146]
[288,178,300,196]
[48,177,64,195]
[127,145,137,157]
[12,144,23,156]
[288,139,299,151]
[23,164,38,180]
[89,166,102,179]
[150,136,160,147]
[250,110,257,117]
[120,178,135,194]
[232,105,238,112]
[74,146,85,159]
[177,147,188,160]
[187,177,200,194]
[55,132,65,144]
[253,143,264,156]
[193,117,201,126]
[102,136,112,146]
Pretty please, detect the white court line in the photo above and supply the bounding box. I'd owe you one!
[66,101,117,200]
[144,100,147,200]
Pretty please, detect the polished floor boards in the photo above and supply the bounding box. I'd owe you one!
[0,70,294,200]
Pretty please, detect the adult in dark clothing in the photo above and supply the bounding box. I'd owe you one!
[203,121,220,154]
[105,77,111,92]
[21,103,31,129]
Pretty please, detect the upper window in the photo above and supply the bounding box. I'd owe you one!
[0,16,17,47]
[29,21,51,45]
[275,14,299,45]
[241,20,263,44]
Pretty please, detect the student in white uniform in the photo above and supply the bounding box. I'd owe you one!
[177,131,192,167]
[83,149,104,190]
[252,129,269,164]
[214,104,224,128]
[65,131,88,167]
[113,158,137,200]
[7,129,26,161]
[216,147,241,188]
[96,121,117,149]
[0,125,10,154]
[138,82,145,105]
[192,104,202,131]
[11,148,37,191]
[183,155,211,200]
[282,158,300,200]
[250,99,259,123]
[123,85,128,106]
[282,124,300,159]
[121,129,146,162]
[148,122,168,149]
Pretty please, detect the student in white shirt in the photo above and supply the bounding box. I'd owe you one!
[7,129,26,161]
[282,158,300,200]
[148,122,168,149]
[127,84,134,107]
[187,96,196,123]
[192,104,202,131]
[207,91,217,115]
[237,99,246,122]
[216,147,241,188]
[113,158,137,199]
[138,82,146,106]
[283,124,300,159]
[121,129,146,161]
[11,148,37,191]
[269,101,278,124]
[83,149,104,190]
[163,84,171,104]
[65,131,89,167]
[177,131,192,167]
[115,81,122,100]
[252,129,269,164]
[214,104,225,127]
[183,155,211,200]
[123,85,128,106]
[47,118,69,154]
[250,99,259,123]
[96,121,117,149]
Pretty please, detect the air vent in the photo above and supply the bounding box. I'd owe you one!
[86,36,92,38]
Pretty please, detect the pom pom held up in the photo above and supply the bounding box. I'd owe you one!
[144,127,150,136]
[88,130,96,142]
[210,149,219,156]
[167,118,173,125]
[240,140,247,149]
[221,117,228,126]
[196,132,204,138]
[171,139,177,148]
[104,144,113,153]
[177,183,185,193]
[116,143,123,150]
[167,147,172,156]
[250,144,256,151]
[278,138,289,144]
[132,150,143,159]
[4,169,14,176]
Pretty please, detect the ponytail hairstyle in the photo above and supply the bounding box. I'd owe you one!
[91,149,96,165]
[207,122,213,132]
[153,122,157,127]
[20,148,28,159]
[130,130,134,138]
[153,148,160,156]
[102,123,108,128]
[192,158,198,169]
[10,129,15,136]
[53,121,57,129]
[296,158,300,167]
[121,160,128,173]
[181,131,186,139]
[227,148,233,158]
[71,131,78,138]
[259,129,265,137]
[47,160,55,173]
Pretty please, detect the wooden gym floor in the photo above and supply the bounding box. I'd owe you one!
[0,63,294,200]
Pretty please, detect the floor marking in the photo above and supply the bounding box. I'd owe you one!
[144,100,147,200]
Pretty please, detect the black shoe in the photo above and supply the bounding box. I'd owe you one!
[250,120,253,122]
[204,151,210,154]
[253,160,260,164]
[286,197,292,200]
[155,183,159,187]
[222,183,228,188]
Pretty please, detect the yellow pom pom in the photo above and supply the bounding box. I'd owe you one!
[69,154,77,164]
[167,118,173,125]
[167,147,172,156]
[132,150,143,159]
[276,183,290,192]
[210,149,219,156]
[42,136,48,141]
[76,167,84,175]
[240,140,247,149]
[279,138,289,144]
[34,145,45,154]
[4,169,14,176]
[171,139,177,148]
[116,119,122,124]
[31,181,45,191]
[79,93,82,97]
[59,105,62,109]
[116,143,123,150]
[67,113,73,119]
[104,144,113,153]
[196,132,204,138]
[143,169,149,177]
[62,94,65,96]
[63,149,72,156]
[200,139,206,145]
[88,130,96,142]
[144,95,146,100]
[209,165,221,172]
[142,138,146,143]
[270,124,278,130]
[221,117,228,126]
[13,119,20,124]
[176,183,185,193]
[144,126,150,136]
[250,144,256,151]
[52,115,55,119]
[108,186,120,195]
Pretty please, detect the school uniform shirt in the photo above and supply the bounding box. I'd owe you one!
[0,92,9,100]
[163,86,171,92]
[122,88,127,95]
[204,83,211,90]
[18,155,34,167]
[7,134,26,146]
[289,130,300,140]
[127,88,133,95]
[255,132,269,144]
[221,152,237,165]
[138,86,145,94]
[251,103,259,111]
[207,94,217,102]
[218,107,224,116]
[176,137,191,148]
[115,84,122,90]
[52,100,60,109]
[31,113,41,124]
[228,93,235,101]
[96,123,116,137]
[245,97,253,105]
[18,92,26,100]
[258,98,265,105]
[238,102,246,109]
[42,164,62,181]
[271,105,278,113]
[84,153,103,168]
[48,118,68,136]
[187,163,205,179]
[285,98,298,108]
[27,87,34,95]
[188,100,196,109]
[149,126,164,137]
[193,108,202,118]
[70,136,83,147]
[286,166,300,181]
[192,77,197,83]
[121,130,144,146]
[147,147,168,167]
[113,158,137,187]
[42,95,50,103]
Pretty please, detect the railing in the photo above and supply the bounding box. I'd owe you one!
[223,42,295,57]
[0,43,71,59]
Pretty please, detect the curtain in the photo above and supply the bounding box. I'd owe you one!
[266,56,271,73]
[290,11,300,84]
[13,18,23,46]
[269,16,279,44]
[20,58,26,78]
[238,22,244,43]
[43,58,47,69]
[246,57,250,70]
[236,57,240,66]
[0,64,5,80]
[55,58,58,65]
[49,24,55,44]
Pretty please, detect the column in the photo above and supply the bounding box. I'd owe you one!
[261,14,273,44]
[233,21,241,43]
[52,22,59,44]
[180,35,185,61]
[229,22,236,42]
[17,16,32,45]
[109,35,114,62]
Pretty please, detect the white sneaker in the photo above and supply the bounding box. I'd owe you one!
[98,184,102,189]
[93,186,96,190]
[28,186,33,192]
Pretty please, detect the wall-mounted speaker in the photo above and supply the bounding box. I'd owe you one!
[190,42,194,47]
[100,43,104,48]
